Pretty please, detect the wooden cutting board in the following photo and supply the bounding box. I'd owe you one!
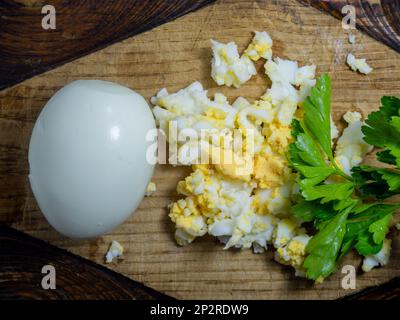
[1,0,400,299]
[0,225,173,300]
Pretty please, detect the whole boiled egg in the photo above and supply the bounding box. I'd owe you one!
[28,80,155,238]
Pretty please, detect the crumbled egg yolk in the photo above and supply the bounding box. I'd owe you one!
[150,31,374,279]
[253,154,286,188]
[275,235,311,275]
[145,182,157,196]
[244,31,273,61]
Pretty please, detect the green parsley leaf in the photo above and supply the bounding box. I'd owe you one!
[288,119,328,171]
[332,197,360,212]
[301,182,354,204]
[288,79,400,281]
[369,214,392,245]
[345,204,395,238]
[352,165,400,199]
[303,210,348,280]
[354,230,383,256]
[342,204,397,256]
[290,118,303,137]
[381,169,400,191]
[377,149,397,165]
[291,201,316,222]
[291,200,335,223]
[362,96,400,167]
[289,74,352,206]
[303,74,333,160]
[296,166,336,188]
[339,238,356,259]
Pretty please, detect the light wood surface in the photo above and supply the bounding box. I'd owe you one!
[1,0,400,299]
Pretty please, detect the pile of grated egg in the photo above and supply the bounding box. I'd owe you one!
[150,31,377,276]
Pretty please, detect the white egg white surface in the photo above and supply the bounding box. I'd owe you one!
[29,80,155,238]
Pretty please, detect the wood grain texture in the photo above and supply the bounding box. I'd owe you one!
[1,0,400,299]
[301,0,400,53]
[0,0,215,90]
[0,225,173,300]
[342,277,400,300]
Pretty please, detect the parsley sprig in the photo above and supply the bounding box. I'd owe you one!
[288,74,400,281]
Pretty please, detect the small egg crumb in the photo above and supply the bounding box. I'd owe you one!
[348,34,356,44]
[210,39,257,88]
[346,53,373,74]
[146,181,157,196]
[333,110,373,175]
[274,234,311,275]
[244,31,273,61]
[105,240,124,263]
[362,239,392,272]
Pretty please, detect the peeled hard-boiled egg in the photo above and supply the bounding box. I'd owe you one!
[29,80,155,238]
